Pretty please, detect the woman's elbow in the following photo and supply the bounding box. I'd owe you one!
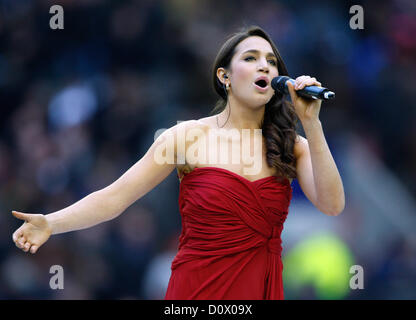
[322,199,345,216]
[316,193,345,216]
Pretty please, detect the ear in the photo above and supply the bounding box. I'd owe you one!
[216,68,228,85]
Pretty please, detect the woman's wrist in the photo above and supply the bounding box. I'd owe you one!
[44,214,56,235]
[300,118,321,130]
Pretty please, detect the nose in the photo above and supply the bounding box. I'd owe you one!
[257,58,269,73]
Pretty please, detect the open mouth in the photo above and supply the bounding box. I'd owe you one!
[254,79,268,88]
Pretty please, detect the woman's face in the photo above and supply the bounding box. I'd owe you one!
[227,36,279,108]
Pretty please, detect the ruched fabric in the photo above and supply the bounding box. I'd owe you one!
[165,166,292,300]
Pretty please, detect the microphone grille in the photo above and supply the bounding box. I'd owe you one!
[271,76,290,94]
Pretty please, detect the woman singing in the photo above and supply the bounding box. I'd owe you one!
[12,26,345,299]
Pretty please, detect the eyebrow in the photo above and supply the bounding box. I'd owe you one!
[242,49,277,59]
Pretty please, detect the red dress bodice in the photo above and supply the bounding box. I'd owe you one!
[165,166,292,300]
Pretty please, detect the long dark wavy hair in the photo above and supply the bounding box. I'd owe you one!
[210,25,299,179]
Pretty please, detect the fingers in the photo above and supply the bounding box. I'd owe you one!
[12,229,22,242]
[14,236,39,254]
[294,76,311,89]
[12,232,30,250]
[286,81,297,102]
[12,211,44,254]
[23,242,31,252]
[12,211,31,222]
[30,245,39,254]
[294,76,322,89]
[15,235,26,249]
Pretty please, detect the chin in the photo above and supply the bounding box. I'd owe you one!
[252,95,273,106]
[237,93,272,108]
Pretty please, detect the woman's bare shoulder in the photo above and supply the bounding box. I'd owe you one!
[192,116,218,131]
[168,118,212,156]
[169,117,215,136]
[196,115,217,127]
[173,117,214,130]
[173,117,216,174]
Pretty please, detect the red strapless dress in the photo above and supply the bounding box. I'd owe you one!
[165,166,293,300]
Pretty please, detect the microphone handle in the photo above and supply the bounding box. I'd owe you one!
[286,79,335,100]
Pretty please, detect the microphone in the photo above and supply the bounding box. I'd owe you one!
[271,76,335,100]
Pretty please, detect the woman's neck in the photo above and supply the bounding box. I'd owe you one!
[217,100,265,130]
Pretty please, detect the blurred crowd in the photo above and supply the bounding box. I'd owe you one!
[0,0,415,299]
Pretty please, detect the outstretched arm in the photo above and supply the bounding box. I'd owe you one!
[45,123,184,234]
[12,120,193,253]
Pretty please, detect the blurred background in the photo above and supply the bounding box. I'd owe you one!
[1,0,415,299]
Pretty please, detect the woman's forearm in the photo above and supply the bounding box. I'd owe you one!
[45,189,123,235]
[302,119,345,215]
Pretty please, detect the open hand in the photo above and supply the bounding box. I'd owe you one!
[12,211,52,254]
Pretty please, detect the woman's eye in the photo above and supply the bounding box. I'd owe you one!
[245,56,277,66]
